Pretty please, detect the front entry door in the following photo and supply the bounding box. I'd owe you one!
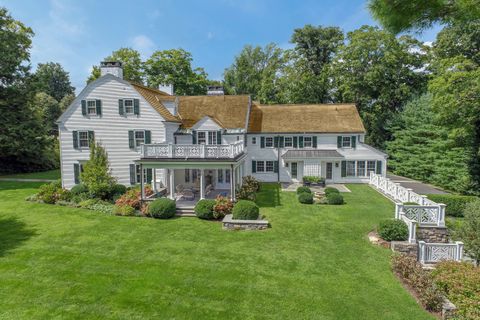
[326,162,333,180]
[291,162,298,179]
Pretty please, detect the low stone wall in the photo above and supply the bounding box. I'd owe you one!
[417,226,449,243]
[222,214,269,230]
[391,241,418,257]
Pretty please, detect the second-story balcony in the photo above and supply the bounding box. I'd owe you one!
[141,141,245,160]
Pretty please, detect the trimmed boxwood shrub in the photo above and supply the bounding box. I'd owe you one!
[324,187,339,196]
[298,192,314,204]
[195,199,216,219]
[71,183,88,195]
[148,198,176,219]
[327,193,344,205]
[378,219,408,241]
[427,194,478,217]
[296,186,311,194]
[109,184,127,198]
[232,200,259,220]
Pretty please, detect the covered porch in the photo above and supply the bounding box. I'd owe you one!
[137,158,245,208]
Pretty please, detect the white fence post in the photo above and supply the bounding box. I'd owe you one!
[438,203,446,227]
[418,241,426,264]
[395,202,403,220]
[420,195,427,206]
[405,188,413,202]
[456,241,464,261]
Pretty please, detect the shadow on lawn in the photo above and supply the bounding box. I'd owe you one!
[0,181,45,191]
[0,217,36,257]
[256,183,281,208]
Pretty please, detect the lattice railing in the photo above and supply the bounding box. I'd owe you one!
[142,141,244,159]
[418,241,464,264]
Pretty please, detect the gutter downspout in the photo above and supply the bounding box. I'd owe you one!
[277,135,281,183]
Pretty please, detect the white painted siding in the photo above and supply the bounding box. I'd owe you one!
[59,75,170,189]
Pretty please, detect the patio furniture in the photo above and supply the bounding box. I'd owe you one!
[181,190,195,201]
[205,184,214,197]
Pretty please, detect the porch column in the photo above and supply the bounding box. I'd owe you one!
[153,169,157,193]
[200,169,205,199]
[140,164,145,200]
[230,166,235,201]
[169,169,175,200]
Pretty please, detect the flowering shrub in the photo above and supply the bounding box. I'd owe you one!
[391,254,443,312]
[114,186,152,210]
[432,261,480,319]
[37,180,70,204]
[242,175,260,192]
[213,196,233,219]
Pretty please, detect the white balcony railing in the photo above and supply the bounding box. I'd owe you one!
[418,241,464,264]
[142,141,245,159]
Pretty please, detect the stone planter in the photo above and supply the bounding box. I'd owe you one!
[222,214,269,230]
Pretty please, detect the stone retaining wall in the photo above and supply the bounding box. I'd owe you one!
[391,241,418,257]
[417,226,449,243]
[222,214,269,230]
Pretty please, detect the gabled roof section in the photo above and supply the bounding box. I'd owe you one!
[177,95,250,129]
[129,82,180,122]
[247,103,366,133]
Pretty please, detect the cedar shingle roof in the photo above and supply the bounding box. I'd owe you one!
[177,95,250,129]
[247,103,365,133]
[130,82,180,122]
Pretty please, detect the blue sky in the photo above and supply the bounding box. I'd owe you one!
[2,0,441,93]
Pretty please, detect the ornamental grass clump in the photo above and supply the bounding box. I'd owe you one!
[378,219,408,241]
[195,199,216,219]
[148,198,176,219]
[232,200,259,220]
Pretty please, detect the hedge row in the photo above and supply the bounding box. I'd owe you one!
[427,194,478,217]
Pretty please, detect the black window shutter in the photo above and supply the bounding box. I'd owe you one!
[96,100,102,115]
[337,136,342,148]
[376,161,382,174]
[279,136,284,148]
[312,136,317,148]
[192,130,197,144]
[129,164,136,184]
[252,160,257,173]
[293,136,298,148]
[88,131,95,144]
[145,130,151,144]
[74,163,80,184]
[128,130,135,148]
[133,99,140,115]
[274,161,279,173]
[217,130,222,144]
[72,131,78,149]
[341,161,347,177]
[146,168,153,183]
[118,99,124,115]
[274,136,279,148]
[260,137,265,148]
[81,100,87,116]
[299,136,304,148]
[351,136,356,148]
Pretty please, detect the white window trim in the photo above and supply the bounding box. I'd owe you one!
[196,130,218,145]
[256,160,275,173]
[346,160,356,177]
[345,160,378,177]
[78,130,90,149]
[265,137,274,148]
[124,99,135,115]
[284,137,293,148]
[304,136,313,148]
[134,130,146,148]
[265,161,274,172]
[86,99,97,116]
[342,136,352,148]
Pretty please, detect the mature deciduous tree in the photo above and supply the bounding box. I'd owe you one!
[368,0,480,33]
[87,47,144,84]
[332,26,428,148]
[223,43,285,103]
[30,62,74,101]
[31,92,61,136]
[433,20,480,65]
[144,49,209,95]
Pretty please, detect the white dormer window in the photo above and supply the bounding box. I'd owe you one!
[304,137,313,148]
[124,99,134,114]
[87,100,97,115]
[284,137,293,148]
[208,131,218,145]
[342,136,352,148]
[265,137,274,148]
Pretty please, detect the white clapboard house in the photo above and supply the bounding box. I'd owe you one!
[58,61,387,204]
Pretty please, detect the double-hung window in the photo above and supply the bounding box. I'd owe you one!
[208,131,218,145]
[346,161,356,176]
[257,161,265,173]
[357,161,366,177]
[135,130,145,147]
[342,136,352,148]
[124,99,134,114]
[265,161,274,172]
[265,137,274,148]
[304,137,313,148]
[197,131,207,144]
[367,161,376,175]
[78,131,90,148]
[284,137,293,148]
[87,100,97,115]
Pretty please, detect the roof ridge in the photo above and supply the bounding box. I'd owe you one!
[129,81,171,96]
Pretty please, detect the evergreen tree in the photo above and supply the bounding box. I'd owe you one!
[80,141,115,199]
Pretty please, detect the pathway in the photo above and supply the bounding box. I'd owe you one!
[386,173,448,195]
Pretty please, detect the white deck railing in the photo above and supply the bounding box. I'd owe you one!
[399,214,417,244]
[370,173,446,227]
[142,141,244,159]
[418,241,464,264]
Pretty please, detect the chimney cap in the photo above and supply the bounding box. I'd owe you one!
[100,61,122,68]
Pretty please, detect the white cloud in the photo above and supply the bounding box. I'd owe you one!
[130,34,156,58]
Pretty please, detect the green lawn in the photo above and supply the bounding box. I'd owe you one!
[0,181,433,320]
[0,169,60,180]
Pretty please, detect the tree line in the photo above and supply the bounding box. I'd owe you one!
[1,2,478,195]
